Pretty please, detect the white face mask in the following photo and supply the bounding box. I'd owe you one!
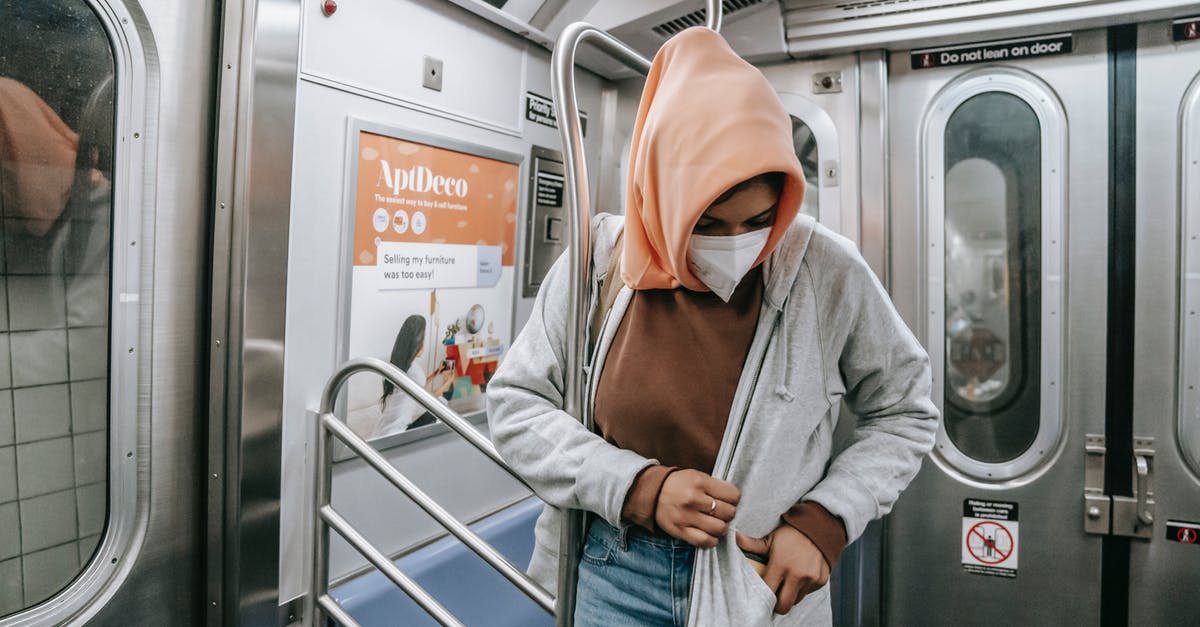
[687,229,770,302]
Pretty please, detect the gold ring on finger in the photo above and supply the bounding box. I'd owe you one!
[709,498,717,515]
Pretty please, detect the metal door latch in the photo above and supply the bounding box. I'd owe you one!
[1083,435,1155,539]
[1112,437,1155,538]
[1083,434,1110,535]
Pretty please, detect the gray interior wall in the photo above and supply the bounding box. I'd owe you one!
[277,0,611,600]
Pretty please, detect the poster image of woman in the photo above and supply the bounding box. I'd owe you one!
[348,314,452,439]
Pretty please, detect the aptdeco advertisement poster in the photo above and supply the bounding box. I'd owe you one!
[344,128,519,442]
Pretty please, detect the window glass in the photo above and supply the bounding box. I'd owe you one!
[790,116,819,219]
[1184,83,1200,478]
[943,92,1042,463]
[0,0,115,615]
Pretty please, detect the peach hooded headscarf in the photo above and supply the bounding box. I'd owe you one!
[0,77,79,236]
[621,27,805,291]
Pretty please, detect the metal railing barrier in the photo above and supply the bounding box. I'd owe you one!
[549,2,722,625]
[308,357,555,626]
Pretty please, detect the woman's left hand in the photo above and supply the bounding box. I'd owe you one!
[735,525,830,615]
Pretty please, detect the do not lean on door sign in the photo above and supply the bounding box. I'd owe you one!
[962,499,1019,578]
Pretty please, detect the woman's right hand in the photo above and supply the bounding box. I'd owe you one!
[654,469,740,548]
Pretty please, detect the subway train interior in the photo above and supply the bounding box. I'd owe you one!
[1,0,1199,625]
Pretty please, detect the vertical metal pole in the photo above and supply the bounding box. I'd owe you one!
[309,414,334,625]
[548,5,722,624]
[706,0,723,31]
[550,29,589,625]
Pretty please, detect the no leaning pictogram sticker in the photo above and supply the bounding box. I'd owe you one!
[962,499,1019,578]
[1166,520,1200,545]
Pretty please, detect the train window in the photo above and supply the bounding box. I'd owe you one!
[790,116,819,218]
[942,92,1042,464]
[0,0,115,616]
[1183,76,1200,477]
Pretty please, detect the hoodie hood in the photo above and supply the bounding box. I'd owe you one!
[621,27,805,291]
[0,77,79,236]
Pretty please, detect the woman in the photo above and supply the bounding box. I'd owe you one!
[487,27,938,626]
[374,314,452,438]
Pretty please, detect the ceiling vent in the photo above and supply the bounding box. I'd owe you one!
[652,0,767,38]
[782,0,999,29]
[832,0,992,21]
[779,0,1195,56]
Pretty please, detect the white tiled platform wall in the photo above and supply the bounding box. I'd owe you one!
[0,221,109,617]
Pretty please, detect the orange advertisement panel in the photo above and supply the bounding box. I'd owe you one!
[344,127,520,444]
[353,131,518,267]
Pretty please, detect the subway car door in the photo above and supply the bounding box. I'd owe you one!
[884,29,1110,624]
[761,56,861,240]
[1129,18,1200,625]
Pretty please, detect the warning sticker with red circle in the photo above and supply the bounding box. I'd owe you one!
[962,499,1019,578]
[1165,520,1199,545]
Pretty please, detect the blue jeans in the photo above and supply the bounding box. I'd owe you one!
[574,518,696,627]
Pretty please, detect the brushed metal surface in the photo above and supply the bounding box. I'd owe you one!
[883,28,1109,626]
[207,0,301,624]
[783,0,1198,56]
[0,0,214,625]
[1127,20,1200,624]
[550,21,652,627]
[0,0,216,625]
[278,32,609,600]
[857,50,890,284]
[760,54,862,242]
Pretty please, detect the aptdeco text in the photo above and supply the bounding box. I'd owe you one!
[378,160,469,198]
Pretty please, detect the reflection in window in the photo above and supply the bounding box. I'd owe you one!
[943,92,1042,464]
[790,116,819,219]
[0,0,115,615]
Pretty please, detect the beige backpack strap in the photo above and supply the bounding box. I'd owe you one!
[589,233,625,345]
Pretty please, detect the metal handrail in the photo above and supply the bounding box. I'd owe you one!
[706,0,723,31]
[310,357,555,626]
[548,3,722,625]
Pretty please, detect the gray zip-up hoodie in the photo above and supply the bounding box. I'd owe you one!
[487,213,938,625]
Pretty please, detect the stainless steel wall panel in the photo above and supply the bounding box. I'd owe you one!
[7,0,217,624]
[277,19,610,598]
[280,80,533,599]
[300,0,528,134]
[857,50,890,285]
[1127,21,1200,625]
[883,29,1110,625]
[207,0,302,624]
[783,0,1198,57]
[760,55,861,242]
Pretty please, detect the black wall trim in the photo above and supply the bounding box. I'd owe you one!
[1102,22,1137,627]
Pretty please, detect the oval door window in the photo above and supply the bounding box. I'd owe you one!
[0,0,116,616]
[790,116,819,219]
[1181,74,1200,478]
[943,92,1042,463]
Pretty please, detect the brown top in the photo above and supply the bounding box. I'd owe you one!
[593,264,848,566]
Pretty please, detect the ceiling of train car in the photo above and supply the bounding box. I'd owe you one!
[479,0,788,79]
[479,0,1198,79]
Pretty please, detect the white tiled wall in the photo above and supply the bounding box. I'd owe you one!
[14,384,71,443]
[0,392,12,446]
[0,220,110,617]
[21,543,78,606]
[11,331,69,388]
[0,503,18,561]
[0,448,15,504]
[16,437,75,498]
